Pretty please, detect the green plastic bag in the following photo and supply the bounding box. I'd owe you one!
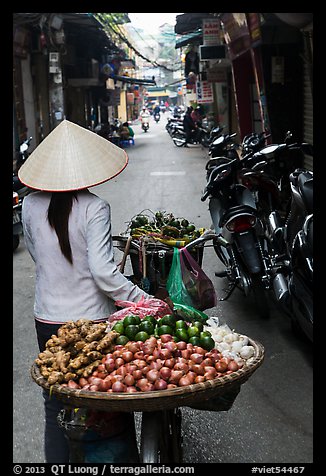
[166,247,194,307]
[173,302,209,324]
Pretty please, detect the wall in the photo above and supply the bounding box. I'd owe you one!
[21,55,36,150]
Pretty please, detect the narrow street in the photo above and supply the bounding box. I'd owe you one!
[13,114,313,464]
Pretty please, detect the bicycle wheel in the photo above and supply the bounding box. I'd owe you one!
[140,409,182,463]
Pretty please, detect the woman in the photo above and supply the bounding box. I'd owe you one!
[19,120,169,463]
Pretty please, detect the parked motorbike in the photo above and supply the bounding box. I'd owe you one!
[13,137,32,202]
[13,191,22,252]
[166,117,184,136]
[208,132,240,160]
[245,133,313,214]
[201,156,273,317]
[171,123,211,148]
[15,136,32,170]
[240,131,271,157]
[272,169,313,342]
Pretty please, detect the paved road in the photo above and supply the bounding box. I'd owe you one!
[13,114,313,464]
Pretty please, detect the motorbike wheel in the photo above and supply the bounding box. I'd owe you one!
[13,234,20,252]
[200,133,210,148]
[251,274,270,318]
[172,134,186,147]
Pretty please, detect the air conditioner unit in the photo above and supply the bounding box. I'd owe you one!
[199,45,226,61]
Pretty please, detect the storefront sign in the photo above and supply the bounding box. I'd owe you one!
[220,13,251,59]
[203,18,220,46]
[247,13,261,44]
[207,68,227,83]
[196,80,214,104]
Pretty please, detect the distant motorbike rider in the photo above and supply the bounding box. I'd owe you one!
[140,106,150,121]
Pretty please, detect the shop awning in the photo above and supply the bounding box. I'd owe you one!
[111,74,156,86]
[175,30,203,49]
[175,12,216,34]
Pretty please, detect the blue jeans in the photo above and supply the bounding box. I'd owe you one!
[34,320,139,463]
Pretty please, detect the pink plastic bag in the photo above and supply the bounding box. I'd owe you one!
[179,248,217,311]
[108,296,173,322]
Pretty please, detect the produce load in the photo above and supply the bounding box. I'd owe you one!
[33,314,260,396]
[109,312,215,351]
[60,334,247,393]
[108,296,173,322]
[126,209,205,247]
[35,319,118,385]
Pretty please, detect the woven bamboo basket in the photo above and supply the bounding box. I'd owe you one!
[31,338,264,413]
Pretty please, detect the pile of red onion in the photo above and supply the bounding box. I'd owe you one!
[64,334,243,393]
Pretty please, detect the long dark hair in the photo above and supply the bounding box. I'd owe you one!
[47,192,77,264]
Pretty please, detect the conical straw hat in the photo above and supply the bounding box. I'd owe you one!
[18,120,128,191]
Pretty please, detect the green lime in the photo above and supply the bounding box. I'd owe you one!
[112,322,125,334]
[143,315,157,326]
[156,318,164,327]
[175,328,188,342]
[124,324,140,340]
[189,336,201,346]
[175,320,187,329]
[200,330,212,339]
[160,314,177,327]
[187,326,200,338]
[123,315,141,326]
[193,321,204,332]
[134,331,150,342]
[157,325,174,336]
[186,224,196,232]
[139,320,154,335]
[199,336,215,351]
[115,335,129,345]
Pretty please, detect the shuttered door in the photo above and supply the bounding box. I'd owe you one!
[303,36,313,170]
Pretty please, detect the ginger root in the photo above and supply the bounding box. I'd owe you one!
[35,320,118,385]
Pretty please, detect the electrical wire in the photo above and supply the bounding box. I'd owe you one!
[95,13,179,72]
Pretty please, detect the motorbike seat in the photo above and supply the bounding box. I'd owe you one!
[298,172,313,214]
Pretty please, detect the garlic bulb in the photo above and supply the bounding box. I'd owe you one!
[231,340,245,353]
[223,333,238,344]
[239,345,255,359]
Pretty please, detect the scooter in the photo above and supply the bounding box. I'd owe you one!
[208,132,240,159]
[154,112,160,123]
[13,191,22,251]
[141,116,150,132]
[272,169,313,342]
[171,123,211,148]
[201,156,273,317]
